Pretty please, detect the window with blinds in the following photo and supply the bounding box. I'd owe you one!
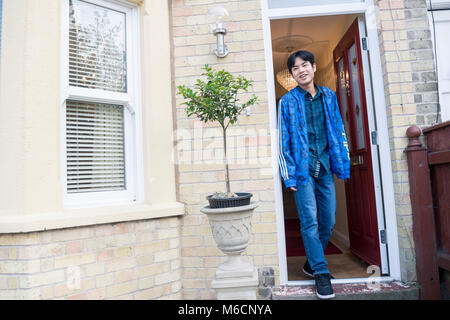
[66,101,126,193]
[63,0,137,203]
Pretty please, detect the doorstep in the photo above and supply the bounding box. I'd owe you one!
[271,281,419,300]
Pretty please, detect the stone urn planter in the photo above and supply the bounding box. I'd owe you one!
[177,66,260,299]
[201,202,259,300]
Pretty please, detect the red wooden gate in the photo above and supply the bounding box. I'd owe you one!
[406,121,450,300]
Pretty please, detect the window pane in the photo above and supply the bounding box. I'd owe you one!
[66,100,126,193]
[347,43,365,150]
[337,58,352,153]
[69,0,127,92]
[268,0,364,9]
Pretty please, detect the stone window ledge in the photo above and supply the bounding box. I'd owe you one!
[0,202,185,234]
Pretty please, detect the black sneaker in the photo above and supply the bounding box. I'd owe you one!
[302,260,314,278]
[314,273,335,300]
[303,261,335,279]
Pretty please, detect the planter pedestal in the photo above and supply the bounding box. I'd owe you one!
[201,202,259,300]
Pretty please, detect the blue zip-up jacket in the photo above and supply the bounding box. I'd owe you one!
[278,85,350,188]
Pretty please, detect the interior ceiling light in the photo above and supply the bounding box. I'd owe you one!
[272,35,313,91]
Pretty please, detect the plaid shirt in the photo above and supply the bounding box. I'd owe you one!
[297,85,331,178]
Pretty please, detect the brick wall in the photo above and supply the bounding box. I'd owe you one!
[0,217,182,299]
[171,0,278,299]
[375,0,439,281]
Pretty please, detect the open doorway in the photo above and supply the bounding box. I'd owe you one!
[271,14,388,281]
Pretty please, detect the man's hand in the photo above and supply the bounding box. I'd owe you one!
[290,187,297,192]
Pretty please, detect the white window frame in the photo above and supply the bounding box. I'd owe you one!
[428,0,450,122]
[60,0,143,209]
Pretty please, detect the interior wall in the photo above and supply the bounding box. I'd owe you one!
[273,14,360,247]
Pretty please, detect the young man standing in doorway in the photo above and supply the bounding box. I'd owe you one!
[278,50,350,299]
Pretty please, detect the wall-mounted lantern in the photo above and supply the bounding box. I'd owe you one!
[209,7,229,58]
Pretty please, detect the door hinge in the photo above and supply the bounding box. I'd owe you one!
[371,131,377,145]
[380,230,386,244]
[361,37,368,51]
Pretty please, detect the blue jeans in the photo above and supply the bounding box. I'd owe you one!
[293,170,336,275]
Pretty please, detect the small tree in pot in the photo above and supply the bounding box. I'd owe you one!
[177,65,258,208]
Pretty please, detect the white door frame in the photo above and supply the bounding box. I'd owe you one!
[261,0,401,285]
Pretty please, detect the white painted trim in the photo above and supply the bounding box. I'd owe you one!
[364,1,401,281]
[358,16,389,275]
[427,0,450,10]
[60,0,143,209]
[261,0,402,285]
[66,87,131,106]
[261,0,289,286]
[265,2,368,20]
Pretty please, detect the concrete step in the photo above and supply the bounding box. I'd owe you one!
[271,281,419,300]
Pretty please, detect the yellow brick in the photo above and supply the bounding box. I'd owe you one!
[136,231,156,243]
[8,248,17,260]
[135,241,169,255]
[7,277,18,289]
[181,257,203,268]
[0,260,40,274]
[154,249,179,262]
[169,238,180,249]
[20,270,65,288]
[106,280,138,298]
[116,270,133,283]
[191,182,224,194]
[135,262,171,279]
[52,227,92,242]
[137,277,154,291]
[134,286,163,300]
[115,246,132,258]
[105,257,136,272]
[155,271,180,285]
[260,233,278,244]
[0,233,40,245]
[53,282,76,298]
[95,274,115,288]
[87,288,106,300]
[156,228,179,240]
[252,223,277,234]
[85,238,105,251]
[83,262,105,277]
[263,255,280,266]
[54,253,96,269]
[181,236,203,247]
[41,286,54,300]
[136,254,154,266]
[182,279,206,289]
[171,259,181,271]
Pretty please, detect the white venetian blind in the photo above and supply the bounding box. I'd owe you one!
[66,100,126,193]
[69,0,127,92]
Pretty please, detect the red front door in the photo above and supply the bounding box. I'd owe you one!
[333,18,381,267]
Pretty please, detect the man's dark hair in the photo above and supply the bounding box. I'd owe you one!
[287,50,315,75]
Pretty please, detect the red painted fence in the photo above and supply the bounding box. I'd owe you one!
[406,121,450,300]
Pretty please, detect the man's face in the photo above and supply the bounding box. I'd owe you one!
[291,57,316,87]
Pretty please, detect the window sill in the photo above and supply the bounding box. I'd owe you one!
[0,202,185,234]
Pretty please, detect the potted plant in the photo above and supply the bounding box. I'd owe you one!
[177,64,260,299]
[177,64,259,208]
